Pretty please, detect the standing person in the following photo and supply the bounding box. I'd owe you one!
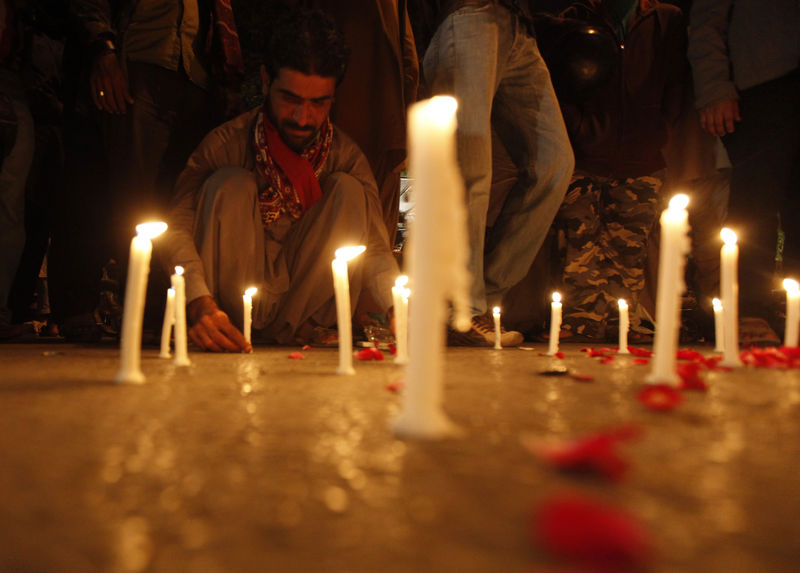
[422,0,574,347]
[688,0,800,344]
[552,0,689,342]
[160,8,399,352]
[55,0,244,340]
[0,0,34,340]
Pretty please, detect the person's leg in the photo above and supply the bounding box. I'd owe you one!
[266,172,382,344]
[0,74,34,334]
[423,4,500,316]
[192,167,266,330]
[485,24,573,305]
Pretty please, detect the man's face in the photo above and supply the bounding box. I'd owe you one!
[262,66,336,153]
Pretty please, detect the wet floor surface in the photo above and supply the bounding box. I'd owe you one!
[2,342,799,572]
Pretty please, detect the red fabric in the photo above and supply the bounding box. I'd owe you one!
[207,0,244,88]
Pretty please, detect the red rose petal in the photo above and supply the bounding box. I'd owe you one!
[676,362,708,391]
[385,380,404,392]
[676,349,705,362]
[600,356,615,365]
[570,373,594,382]
[533,492,653,569]
[302,345,312,351]
[627,347,653,358]
[636,384,683,411]
[287,352,305,360]
[632,358,649,365]
[356,347,384,361]
[555,352,566,359]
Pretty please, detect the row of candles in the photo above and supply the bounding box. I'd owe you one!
[113,95,800,441]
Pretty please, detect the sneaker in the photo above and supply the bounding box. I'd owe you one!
[447,313,524,347]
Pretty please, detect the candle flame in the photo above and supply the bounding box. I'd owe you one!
[492,306,501,318]
[174,265,184,276]
[427,95,458,122]
[783,278,799,293]
[335,245,366,262]
[618,298,628,309]
[668,194,689,211]
[135,221,168,239]
[395,275,409,288]
[552,292,562,303]
[712,297,722,311]
[168,287,175,296]
[244,286,258,297]
[720,227,738,245]
[401,287,411,302]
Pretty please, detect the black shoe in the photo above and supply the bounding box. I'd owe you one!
[447,313,524,347]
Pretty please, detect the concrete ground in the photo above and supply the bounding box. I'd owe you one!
[1,341,799,573]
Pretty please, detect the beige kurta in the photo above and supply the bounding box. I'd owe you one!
[160,107,399,341]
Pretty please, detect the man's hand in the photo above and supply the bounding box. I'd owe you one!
[699,98,741,137]
[90,52,134,114]
[187,295,252,353]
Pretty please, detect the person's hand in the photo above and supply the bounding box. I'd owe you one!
[90,52,134,114]
[699,98,740,137]
[187,295,252,353]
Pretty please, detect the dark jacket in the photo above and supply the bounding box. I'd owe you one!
[560,0,689,178]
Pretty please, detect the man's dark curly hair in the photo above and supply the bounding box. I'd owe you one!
[264,8,350,85]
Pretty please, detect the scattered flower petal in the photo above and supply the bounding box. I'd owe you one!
[385,380,404,392]
[302,344,311,351]
[287,352,305,360]
[627,347,653,358]
[522,425,641,482]
[676,362,708,391]
[676,349,705,361]
[632,358,649,365]
[600,356,615,365]
[356,347,384,361]
[555,351,566,359]
[570,373,594,382]
[740,346,800,369]
[388,343,397,355]
[533,492,654,570]
[636,384,683,411]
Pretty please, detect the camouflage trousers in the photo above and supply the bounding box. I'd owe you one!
[555,171,663,339]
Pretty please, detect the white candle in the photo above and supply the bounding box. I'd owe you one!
[492,306,502,349]
[171,266,191,367]
[647,194,691,385]
[115,221,167,384]
[393,275,410,364]
[547,292,562,356]
[719,228,741,367]
[393,96,470,439]
[618,298,629,354]
[159,287,175,358]
[332,245,366,375]
[712,297,724,352]
[243,286,257,347]
[783,278,799,347]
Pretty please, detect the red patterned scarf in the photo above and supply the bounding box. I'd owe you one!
[253,105,333,225]
[206,0,245,88]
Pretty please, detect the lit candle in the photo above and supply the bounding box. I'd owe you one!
[392,275,410,364]
[159,287,175,358]
[492,306,502,349]
[647,194,691,385]
[783,278,799,347]
[547,292,562,356]
[719,228,741,367]
[332,245,366,375]
[618,298,629,354]
[171,266,191,367]
[114,221,167,384]
[243,286,257,347]
[712,297,724,352]
[393,96,470,439]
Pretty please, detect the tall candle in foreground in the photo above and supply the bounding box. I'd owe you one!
[712,297,724,352]
[332,245,366,375]
[647,194,690,385]
[547,292,562,356]
[243,286,257,347]
[719,228,741,367]
[492,306,502,350]
[115,221,167,384]
[171,266,191,367]
[159,287,175,358]
[394,96,471,439]
[392,275,410,364]
[617,298,629,354]
[783,278,799,347]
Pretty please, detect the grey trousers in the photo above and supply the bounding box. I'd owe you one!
[194,167,382,343]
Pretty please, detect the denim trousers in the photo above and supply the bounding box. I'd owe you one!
[0,69,34,323]
[423,2,574,315]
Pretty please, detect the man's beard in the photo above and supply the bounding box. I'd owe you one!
[279,120,318,153]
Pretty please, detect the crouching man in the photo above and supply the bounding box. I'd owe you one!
[160,8,398,352]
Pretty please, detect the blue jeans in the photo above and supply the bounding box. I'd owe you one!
[423,2,573,315]
[0,69,34,325]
